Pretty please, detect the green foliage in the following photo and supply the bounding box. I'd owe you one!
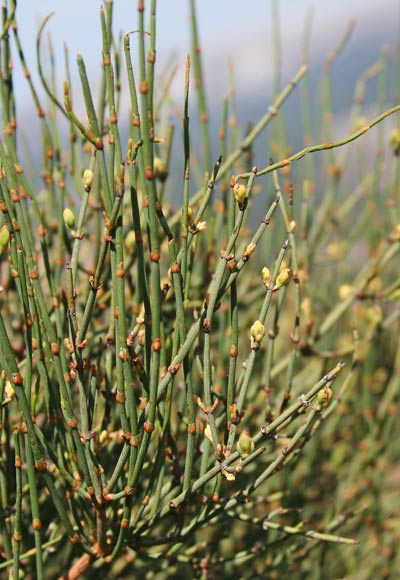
[0,1,399,579]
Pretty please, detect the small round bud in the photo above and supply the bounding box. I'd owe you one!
[124,230,136,253]
[390,128,400,156]
[273,268,291,290]
[204,424,213,443]
[338,284,352,300]
[237,430,255,459]
[63,208,76,231]
[4,379,15,401]
[250,320,265,344]
[244,242,256,259]
[83,168,94,189]
[366,304,382,326]
[0,225,10,255]
[187,205,194,225]
[354,116,367,131]
[196,220,207,232]
[317,386,333,408]
[233,183,247,204]
[153,157,168,182]
[261,266,271,287]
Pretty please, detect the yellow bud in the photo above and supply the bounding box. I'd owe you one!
[368,277,382,293]
[273,268,291,290]
[289,220,296,232]
[204,424,213,443]
[0,225,10,255]
[124,230,136,253]
[237,430,255,459]
[390,128,400,156]
[386,288,400,302]
[366,304,382,326]
[233,183,247,204]
[261,266,271,287]
[250,320,265,345]
[187,205,194,225]
[317,386,333,408]
[83,168,94,189]
[326,241,341,260]
[338,284,352,300]
[279,260,288,272]
[354,116,367,131]
[154,157,168,181]
[63,208,76,231]
[301,297,311,317]
[99,430,108,444]
[244,242,256,259]
[4,379,15,401]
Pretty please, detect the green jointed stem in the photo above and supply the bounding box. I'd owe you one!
[12,429,22,580]
[236,104,400,180]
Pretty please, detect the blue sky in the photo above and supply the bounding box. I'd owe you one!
[9,0,400,141]
[16,0,399,99]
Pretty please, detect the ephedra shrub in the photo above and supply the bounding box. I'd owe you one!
[0,1,399,579]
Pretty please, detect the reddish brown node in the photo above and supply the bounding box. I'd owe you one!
[230,345,238,358]
[171,261,180,273]
[51,343,60,355]
[152,337,162,351]
[34,459,47,471]
[140,80,148,94]
[12,373,24,386]
[144,421,155,433]
[187,423,196,435]
[150,250,161,262]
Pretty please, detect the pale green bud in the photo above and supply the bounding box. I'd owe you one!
[63,208,76,231]
[273,268,291,291]
[390,128,400,156]
[237,430,255,459]
[0,225,10,255]
[124,230,136,253]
